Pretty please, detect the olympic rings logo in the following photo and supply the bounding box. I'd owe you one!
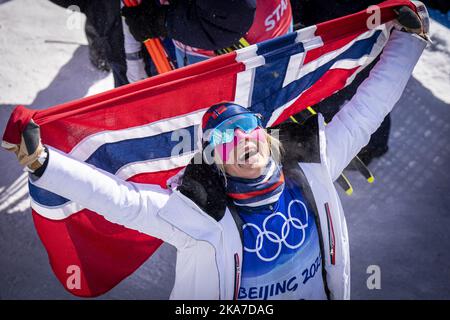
[243,200,309,262]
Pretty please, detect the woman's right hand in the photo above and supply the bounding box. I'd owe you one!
[2,119,47,173]
[394,4,430,40]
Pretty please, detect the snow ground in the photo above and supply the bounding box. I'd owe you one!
[413,9,450,104]
[0,0,449,299]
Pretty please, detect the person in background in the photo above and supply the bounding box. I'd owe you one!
[421,0,449,13]
[291,0,398,165]
[49,0,129,87]
[121,0,292,82]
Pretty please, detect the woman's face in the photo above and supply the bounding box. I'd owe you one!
[215,128,270,179]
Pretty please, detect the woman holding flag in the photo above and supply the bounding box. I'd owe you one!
[3,6,428,300]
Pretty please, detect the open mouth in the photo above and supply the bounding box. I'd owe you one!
[238,147,259,162]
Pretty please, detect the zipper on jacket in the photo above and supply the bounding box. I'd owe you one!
[324,202,336,265]
[233,253,241,300]
[283,165,331,299]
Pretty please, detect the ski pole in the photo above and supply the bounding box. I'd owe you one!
[349,156,375,183]
[122,0,175,74]
[143,38,174,74]
[289,110,353,196]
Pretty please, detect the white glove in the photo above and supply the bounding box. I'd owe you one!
[126,57,148,83]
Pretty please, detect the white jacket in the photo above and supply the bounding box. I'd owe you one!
[32,30,426,300]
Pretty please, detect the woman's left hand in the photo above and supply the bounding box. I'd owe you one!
[2,119,47,173]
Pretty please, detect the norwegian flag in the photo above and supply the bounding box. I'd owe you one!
[2,0,419,297]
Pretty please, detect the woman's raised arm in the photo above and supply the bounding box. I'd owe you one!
[325,29,427,181]
[3,123,177,242]
[31,147,174,240]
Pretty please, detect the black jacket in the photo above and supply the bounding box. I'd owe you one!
[165,0,257,50]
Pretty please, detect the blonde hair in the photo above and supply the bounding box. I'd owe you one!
[214,129,283,181]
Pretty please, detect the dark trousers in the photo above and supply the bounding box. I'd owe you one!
[49,0,129,87]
